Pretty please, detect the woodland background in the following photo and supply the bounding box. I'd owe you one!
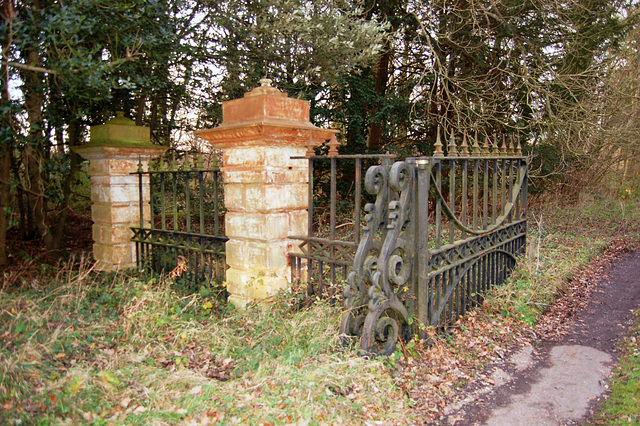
[2,0,640,261]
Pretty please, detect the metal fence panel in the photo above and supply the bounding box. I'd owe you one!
[131,156,227,287]
[339,136,528,355]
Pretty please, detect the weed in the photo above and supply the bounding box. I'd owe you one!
[484,193,640,327]
[0,255,408,424]
[591,310,640,425]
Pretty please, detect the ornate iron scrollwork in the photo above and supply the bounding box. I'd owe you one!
[359,161,414,356]
[344,153,528,357]
[339,164,390,340]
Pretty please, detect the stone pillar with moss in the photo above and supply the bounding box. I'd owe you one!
[196,79,337,307]
[73,112,168,271]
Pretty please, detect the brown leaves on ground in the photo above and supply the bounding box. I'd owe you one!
[395,237,636,424]
[393,312,530,424]
[157,348,235,381]
[537,237,633,340]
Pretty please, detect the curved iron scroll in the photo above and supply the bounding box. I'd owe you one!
[430,160,527,235]
[339,164,390,339]
[359,162,414,356]
[428,247,519,327]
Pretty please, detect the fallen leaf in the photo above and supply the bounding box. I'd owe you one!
[133,405,146,414]
[120,397,132,408]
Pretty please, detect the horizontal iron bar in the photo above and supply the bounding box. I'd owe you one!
[290,154,396,160]
[131,227,228,251]
[130,169,221,175]
[406,156,526,162]
[427,219,527,257]
[132,227,228,240]
[134,241,226,256]
[287,252,353,267]
[288,236,358,248]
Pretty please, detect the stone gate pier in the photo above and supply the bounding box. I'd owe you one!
[73,113,167,271]
[196,79,336,307]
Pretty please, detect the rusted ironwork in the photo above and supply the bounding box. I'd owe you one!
[131,153,227,286]
[288,154,395,300]
[340,136,528,356]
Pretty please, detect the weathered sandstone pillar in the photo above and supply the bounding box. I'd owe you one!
[73,112,168,271]
[196,79,336,307]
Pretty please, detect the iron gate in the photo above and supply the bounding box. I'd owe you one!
[131,154,227,286]
[339,135,528,355]
[288,153,395,300]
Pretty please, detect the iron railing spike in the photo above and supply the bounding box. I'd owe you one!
[197,152,204,170]
[306,133,315,158]
[183,153,191,171]
[461,131,470,156]
[483,135,491,156]
[448,129,458,157]
[472,132,481,156]
[508,135,515,156]
[328,134,340,157]
[170,151,177,171]
[434,126,444,157]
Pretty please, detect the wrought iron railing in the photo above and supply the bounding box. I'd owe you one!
[131,155,227,286]
[340,133,528,355]
[288,154,395,300]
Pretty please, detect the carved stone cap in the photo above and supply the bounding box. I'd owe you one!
[196,123,337,149]
[86,112,151,147]
[243,78,287,98]
[221,80,309,125]
[196,80,338,148]
[72,143,168,162]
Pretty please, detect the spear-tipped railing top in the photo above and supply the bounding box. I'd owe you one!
[471,132,481,156]
[507,135,515,156]
[327,134,340,157]
[305,134,315,158]
[448,129,458,157]
[483,135,491,156]
[434,126,444,157]
[461,132,470,156]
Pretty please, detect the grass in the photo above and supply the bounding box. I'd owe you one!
[0,257,408,425]
[591,310,640,425]
[484,190,640,326]
[2,188,640,424]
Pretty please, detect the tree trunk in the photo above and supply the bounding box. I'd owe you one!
[0,0,14,266]
[366,44,391,150]
[0,93,9,266]
[0,151,9,266]
[20,46,52,248]
[136,94,146,126]
[49,118,82,254]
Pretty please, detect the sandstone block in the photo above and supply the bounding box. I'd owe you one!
[225,212,289,240]
[226,240,289,271]
[92,223,134,245]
